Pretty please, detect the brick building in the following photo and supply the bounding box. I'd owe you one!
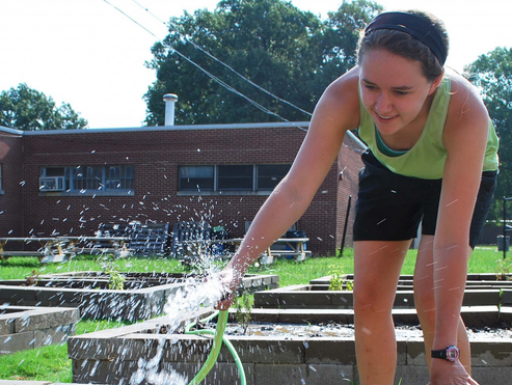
[0,122,364,255]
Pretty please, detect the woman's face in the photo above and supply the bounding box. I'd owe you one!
[359,49,438,136]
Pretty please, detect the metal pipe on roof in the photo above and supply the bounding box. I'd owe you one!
[163,93,178,126]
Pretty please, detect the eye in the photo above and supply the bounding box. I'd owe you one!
[363,84,377,91]
[394,90,409,96]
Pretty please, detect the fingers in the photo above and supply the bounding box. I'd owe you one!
[215,293,235,310]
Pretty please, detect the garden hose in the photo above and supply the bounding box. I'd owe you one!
[186,310,246,385]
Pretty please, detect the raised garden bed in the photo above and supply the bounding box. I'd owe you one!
[64,273,512,384]
[253,284,512,311]
[0,305,79,356]
[310,273,512,289]
[68,307,512,385]
[0,273,279,321]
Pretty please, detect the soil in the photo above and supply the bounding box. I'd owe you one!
[218,322,512,340]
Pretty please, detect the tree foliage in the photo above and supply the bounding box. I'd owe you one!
[144,0,382,125]
[464,47,512,219]
[0,83,88,131]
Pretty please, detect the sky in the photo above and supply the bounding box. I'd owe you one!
[0,0,510,129]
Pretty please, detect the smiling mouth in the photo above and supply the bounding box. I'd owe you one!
[375,112,398,120]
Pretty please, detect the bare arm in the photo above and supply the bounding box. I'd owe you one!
[221,69,361,296]
[430,74,489,382]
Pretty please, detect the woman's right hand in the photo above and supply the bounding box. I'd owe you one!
[213,266,243,310]
[429,359,479,385]
[216,292,235,310]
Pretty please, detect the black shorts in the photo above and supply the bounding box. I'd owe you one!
[353,151,497,249]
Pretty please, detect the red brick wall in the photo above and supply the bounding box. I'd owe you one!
[0,131,24,236]
[336,132,366,255]
[3,124,363,256]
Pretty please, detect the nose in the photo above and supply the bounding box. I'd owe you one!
[375,92,392,113]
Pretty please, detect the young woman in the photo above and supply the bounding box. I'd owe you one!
[217,10,499,385]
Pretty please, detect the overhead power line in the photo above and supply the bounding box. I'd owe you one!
[102,0,309,131]
[103,0,158,38]
[129,0,313,118]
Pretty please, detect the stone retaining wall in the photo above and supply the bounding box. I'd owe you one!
[0,306,79,356]
[0,273,279,321]
[67,311,512,385]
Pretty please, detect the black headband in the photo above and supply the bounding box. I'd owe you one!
[365,12,447,65]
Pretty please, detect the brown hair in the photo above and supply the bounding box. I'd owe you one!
[357,10,449,82]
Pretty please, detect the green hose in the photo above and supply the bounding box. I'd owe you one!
[186,310,246,385]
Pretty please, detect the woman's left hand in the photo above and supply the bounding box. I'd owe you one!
[429,359,479,385]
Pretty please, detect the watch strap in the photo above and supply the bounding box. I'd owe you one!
[431,346,460,362]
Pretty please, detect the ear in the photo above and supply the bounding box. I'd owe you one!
[428,70,445,95]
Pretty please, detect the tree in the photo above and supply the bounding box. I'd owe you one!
[464,47,512,219]
[144,0,381,125]
[0,83,88,130]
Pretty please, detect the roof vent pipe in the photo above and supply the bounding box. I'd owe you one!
[163,93,178,126]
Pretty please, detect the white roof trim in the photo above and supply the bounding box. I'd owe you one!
[19,121,311,136]
[0,126,24,135]
[0,121,366,149]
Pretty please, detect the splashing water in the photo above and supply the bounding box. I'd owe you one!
[130,269,227,385]
[163,272,226,329]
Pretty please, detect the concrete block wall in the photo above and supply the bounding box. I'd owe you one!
[0,274,279,321]
[0,306,79,356]
[68,330,512,385]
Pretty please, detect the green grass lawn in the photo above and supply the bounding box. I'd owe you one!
[0,246,509,382]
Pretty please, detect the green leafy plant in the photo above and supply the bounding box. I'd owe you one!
[100,254,126,290]
[496,257,512,281]
[234,292,254,335]
[329,271,353,291]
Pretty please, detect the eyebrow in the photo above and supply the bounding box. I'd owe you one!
[361,78,414,91]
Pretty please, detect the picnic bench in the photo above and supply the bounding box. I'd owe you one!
[129,222,170,256]
[169,221,213,268]
[216,237,311,265]
[66,236,133,258]
[0,237,74,263]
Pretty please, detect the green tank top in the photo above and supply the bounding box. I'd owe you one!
[358,76,500,180]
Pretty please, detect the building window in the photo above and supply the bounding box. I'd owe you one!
[218,165,253,191]
[179,166,214,191]
[257,164,291,191]
[40,165,134,194]
[178,164,291,193]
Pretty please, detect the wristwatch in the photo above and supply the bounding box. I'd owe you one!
[431,346,460,362]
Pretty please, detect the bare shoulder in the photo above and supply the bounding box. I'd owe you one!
[446,70,489,128]
[311,66,361,133]
[444,70,489,149]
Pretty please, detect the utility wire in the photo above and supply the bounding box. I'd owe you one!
[125,1,365,146]
[129,0,313,118]
[102,0,308,131]
[103,0,158,38]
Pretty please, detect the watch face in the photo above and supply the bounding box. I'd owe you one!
[446,346,460,361]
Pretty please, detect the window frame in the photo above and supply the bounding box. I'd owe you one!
[39,165,134,196]
[178,164,291,195]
